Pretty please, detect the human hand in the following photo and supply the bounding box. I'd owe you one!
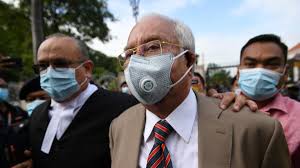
[11,150,32,168]
[207,89,258,112]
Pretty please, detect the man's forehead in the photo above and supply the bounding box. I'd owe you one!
[38,37,80,60]
[242,42,284,59]
[39,37,76,51]
[126,17,177,48]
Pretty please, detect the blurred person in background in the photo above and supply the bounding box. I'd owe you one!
[192,72,205,94]
[19,76,50,116]
[0,78,9,102]
[0,78,29,168]
[120,81,131,94]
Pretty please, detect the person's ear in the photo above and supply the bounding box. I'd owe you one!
[184,51,196,76]
[184,51,196,68]
[83,60,94,78]
[279,65,289,89]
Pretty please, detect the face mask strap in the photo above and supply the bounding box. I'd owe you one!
[76,61,90,87]
[281,65,287,76]
[75,61,87,70]
[173,50,189,60]
[169,65,194,88]
[79,77,88,87]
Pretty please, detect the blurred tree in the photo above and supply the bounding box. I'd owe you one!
[31,0,44,63]
[89,49,122,78]
[19,0,115,42]
[0,0,118,82]
[0,1,33,81]
[20,0,115,61]
[206,63,232,92]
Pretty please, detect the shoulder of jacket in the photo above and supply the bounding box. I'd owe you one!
[111,103,144,127]
[220,105,278,132]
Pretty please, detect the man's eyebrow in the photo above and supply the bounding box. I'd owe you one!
[38,57,69,63]
[263,56,283,63]
[243,56,257,62]
[141,36,164,43]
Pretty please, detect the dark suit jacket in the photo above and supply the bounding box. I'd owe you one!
[29,88,137,168]
[109,93,291,168]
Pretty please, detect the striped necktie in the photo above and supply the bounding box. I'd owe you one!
[146,120,174,168]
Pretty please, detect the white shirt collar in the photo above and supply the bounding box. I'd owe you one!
[50,83,98,116]
[144,89,197,143]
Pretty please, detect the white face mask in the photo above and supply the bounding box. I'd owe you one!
[124,50,193,105]
[121,87,130,94]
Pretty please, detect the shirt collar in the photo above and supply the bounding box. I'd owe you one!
[144,89,197,143]
[259,93,288,114]
[50,83,98,114]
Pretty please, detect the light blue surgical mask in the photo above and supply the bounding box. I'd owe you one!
[238,68,283,101]
[40,64,87,102]
[0,88,9,101]
[26,99,46,116]
[124,50,193,105]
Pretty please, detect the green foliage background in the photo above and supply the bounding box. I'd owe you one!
[206,63,233,92]
[0,0,121,82]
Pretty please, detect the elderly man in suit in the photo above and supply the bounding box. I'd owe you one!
[109,13,291,168]
[18,33,138,168]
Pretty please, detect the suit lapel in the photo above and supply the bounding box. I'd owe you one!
[197,94,232,168]
[35,100,51,131]
[122,104,145,168]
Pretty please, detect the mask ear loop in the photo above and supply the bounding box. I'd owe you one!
[278,65,288,90]
[281,65,287,76]
[173,50,189,60]
[169,65,193,88]
[75,61,89,87]
[79,77,88,86]
[169,50,192,88]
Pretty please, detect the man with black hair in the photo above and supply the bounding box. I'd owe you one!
[0,78,29,168]
[214,34,300,167]
[19,76,50,116]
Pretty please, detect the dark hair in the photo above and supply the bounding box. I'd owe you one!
[193,72,205,87]
[240,34,288,64]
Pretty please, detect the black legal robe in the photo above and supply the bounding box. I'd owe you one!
[29,88,138,168]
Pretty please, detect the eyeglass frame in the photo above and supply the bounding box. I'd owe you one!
[118,40,185,68]
[32,59,87,74]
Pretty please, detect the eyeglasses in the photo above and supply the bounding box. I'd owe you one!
[118,40,183,68]
[32,59,85,74]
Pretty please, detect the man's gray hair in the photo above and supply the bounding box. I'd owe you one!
[46,33,89,60]
[139,13,195,53]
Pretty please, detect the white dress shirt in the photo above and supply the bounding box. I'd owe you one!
[41,83,98,154]
[139,89,198,168]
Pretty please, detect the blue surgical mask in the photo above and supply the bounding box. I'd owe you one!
[238,68,283,101]
[0,88,9,101]
[124,50,193,105]
[26,99,46,116]
[40,64,87,102]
